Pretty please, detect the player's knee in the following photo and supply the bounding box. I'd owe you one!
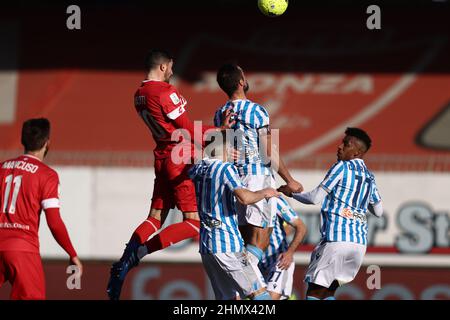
[183,211,199,221]
[149,208,163,220]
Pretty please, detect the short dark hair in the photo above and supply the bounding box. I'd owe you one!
[145,49,173,71]
[21,118,50,152]
[345,127,372,152]
[217,63,243,97]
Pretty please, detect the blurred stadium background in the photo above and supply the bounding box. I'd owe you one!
[0,0,449,299]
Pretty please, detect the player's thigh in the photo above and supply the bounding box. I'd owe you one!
[265,259,295,299]
[331,242,366,285]
[305,241,366,288]
[206,252,265,299]
[237,174,276,228]
[166,161,198,214]
[304,241,336,288]
[201,254,235,300]
[4,251,45,300]
[220,252,266,296]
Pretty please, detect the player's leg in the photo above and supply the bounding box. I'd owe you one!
[304,241,336,300]
[266,260,295,300]
[206,252,271,300]
[305,241,365,300]
[237,174,276,274]
[143,161,200,255]
[5,251,45,300]
[320,242,366,300]
[201,253,233,300]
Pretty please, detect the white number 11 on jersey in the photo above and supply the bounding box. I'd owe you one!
[2,174,22,214]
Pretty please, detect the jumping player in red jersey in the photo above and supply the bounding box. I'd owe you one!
[107,49,234,300]
[0,118,82,300]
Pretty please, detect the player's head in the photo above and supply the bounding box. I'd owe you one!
[145,49,174,83]
[337,127,372,161]
[21,118,51,157]
[216,63,249,98]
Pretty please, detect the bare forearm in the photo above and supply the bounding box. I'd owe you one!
[260,132,294,183]
[235,189,266,205]
[276,155,295,183]
[286,219,307,254]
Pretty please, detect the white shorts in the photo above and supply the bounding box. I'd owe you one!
[236,174,277,228]
[304,241,366,288]
[201,251,266,300]
[260,258,295,299]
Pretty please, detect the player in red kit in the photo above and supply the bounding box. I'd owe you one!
[0,118,82,300]
[107,49,234,300]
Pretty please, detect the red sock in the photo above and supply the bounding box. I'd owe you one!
[131,216,161,244]
[145,219,200,254]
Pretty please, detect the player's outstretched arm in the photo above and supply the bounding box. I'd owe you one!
[233,187,280,206]
[277,218,307,270]
[278,185,327,205]
[45,208,83,276]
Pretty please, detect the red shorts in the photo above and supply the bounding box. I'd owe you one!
[0,251,45,300]
[151,158,198,213]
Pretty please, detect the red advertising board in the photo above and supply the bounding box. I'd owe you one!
[0,261,448,300]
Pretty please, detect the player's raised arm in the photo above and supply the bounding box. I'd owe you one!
[258,124,303,193]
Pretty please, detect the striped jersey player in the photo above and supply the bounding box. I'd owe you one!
[214,99,271,176]
[215,63,303,279]
[279,127,383,300]
[189,133,279,300]
[259,196,306,300]
[319,158,381,245]
[190,159,244,254]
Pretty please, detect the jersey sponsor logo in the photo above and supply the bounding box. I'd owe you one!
[2,160,39,173]
[342,207,354,219]
[169,92,180,105]
[341,207,367,223]
[0,222,30,230]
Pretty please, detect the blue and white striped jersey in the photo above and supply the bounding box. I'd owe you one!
[189,158,245,254]
[259,197,298,271]
[214,99,271,176]
[319,158,381,245]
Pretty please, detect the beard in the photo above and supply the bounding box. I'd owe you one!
[243,81,250,93]
[164,72,172,83]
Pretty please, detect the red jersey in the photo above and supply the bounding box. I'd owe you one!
[0,155,60,253]
[134,80,191,160]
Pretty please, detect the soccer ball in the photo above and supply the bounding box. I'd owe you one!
[258,0,288,17]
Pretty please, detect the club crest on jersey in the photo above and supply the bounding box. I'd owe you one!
[170,92,180,105]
